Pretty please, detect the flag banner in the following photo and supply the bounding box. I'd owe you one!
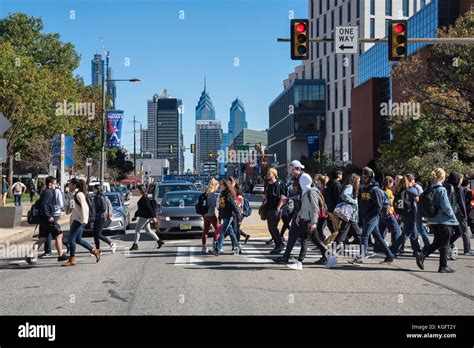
[106,110,124,148]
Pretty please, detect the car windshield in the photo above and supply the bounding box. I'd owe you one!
[158,185,195,198]
[105,194,121,207]
[163,192,200,207]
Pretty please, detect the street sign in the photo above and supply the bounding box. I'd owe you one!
[0,139,7,163]
[86,158,92,167]
[0,112,12,135]
[335,26,358,54]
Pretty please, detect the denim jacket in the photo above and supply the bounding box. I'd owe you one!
[426,182,459,226]
[340,184,359,223]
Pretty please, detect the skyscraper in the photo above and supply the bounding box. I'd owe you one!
[91,54,104,87]
[195,120,223,175]
[228,98,248,141]
[195,78,216,121]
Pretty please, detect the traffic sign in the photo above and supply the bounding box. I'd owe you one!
[86,158,92,167]
[335,26,358,54]
[0,112,12,136]
[0,139,7,163]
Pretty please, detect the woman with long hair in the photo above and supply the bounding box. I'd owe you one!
[63,178,100,266]
[201,178,220,253]
[234,183,251,247]
[209,179,241,256]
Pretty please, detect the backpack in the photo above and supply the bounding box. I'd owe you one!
[394,189,412,217]
[14,183,22,193]
[380,190,391,217]
[105,196,113,221]
[419,185,439,218]
[195,192,209,215]
[241,196,252,217]
[27,200,41,225]
[74,192,95,224]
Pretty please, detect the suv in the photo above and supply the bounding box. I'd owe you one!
[147,181,197,207]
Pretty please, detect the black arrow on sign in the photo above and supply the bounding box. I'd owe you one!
[339,44,354,50]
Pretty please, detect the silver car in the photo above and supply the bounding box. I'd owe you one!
[156,190,207,235]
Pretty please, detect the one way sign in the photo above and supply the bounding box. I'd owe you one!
[335,26,358,54]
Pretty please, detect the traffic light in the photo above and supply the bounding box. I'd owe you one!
[168,145,173,154]
[291,19,309,60]
[388,20,407,61]
[190,144,195,153]
[208,151,213,160]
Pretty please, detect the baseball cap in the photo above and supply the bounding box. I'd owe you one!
[290,160,305,169]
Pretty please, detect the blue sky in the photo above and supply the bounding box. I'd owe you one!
[1,0,306,170]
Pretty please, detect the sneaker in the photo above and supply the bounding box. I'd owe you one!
[25,256,37,265]
[273,256,289,264]
[57,254,69,262]
[244,235,250,244]
[380,257,394,264]
[265,238,274,245]
[415,252,425,270]
[314,257,328,265]
[464,250,474,255]
[201,246,208,254]
[157,240,165,249]
[110,243,117,254]
[269,245,284,255]
[232,248,240,255]
[286,260,303,270]
[129,243,138,251]
[438,266,455,273]
[39,252,52,258]
[325,255,338,269]
[348,258,363,266]
[208,249,219,256]
[448,246,456,261]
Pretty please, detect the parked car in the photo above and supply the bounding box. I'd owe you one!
[88,181,111,194]
[147,181,197,207]
[253,185,265,194]
[83,192,130,235]
[111,186,130,201]
[156,190,209,235]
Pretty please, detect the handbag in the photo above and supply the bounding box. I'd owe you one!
[333,202,354,222]
[258,201,268,221]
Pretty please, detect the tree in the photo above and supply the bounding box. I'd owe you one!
[107,148,133,181]
[378,9,474,180]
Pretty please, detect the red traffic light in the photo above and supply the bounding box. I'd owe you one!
[296,23,306,32]
[395,23,405,33]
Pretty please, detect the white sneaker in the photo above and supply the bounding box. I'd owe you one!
[201,246,208,254]
[286,260,303,270]
[111,243,117,254]
[325,255,338,269]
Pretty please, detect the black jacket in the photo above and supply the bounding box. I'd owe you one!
[218,190,241,221]
[39,188,55,221]
[94,194,107,219]
[324,179,341,212]
[135,195,156,219]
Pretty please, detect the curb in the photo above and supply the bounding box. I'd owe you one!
[0,216,70,245]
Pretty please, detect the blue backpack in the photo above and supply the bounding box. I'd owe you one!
[242,197,252,217]
[380,189,391,217]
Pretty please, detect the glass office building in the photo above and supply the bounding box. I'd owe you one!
[358,0,462,86]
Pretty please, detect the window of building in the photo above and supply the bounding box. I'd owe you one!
[351,55,355,75]
[385,19,389,37]
[348,132,352,159]
[357,0,360,18]
[347,1,351,22]
[386,0,392,16]
[324,14,327,34]
[327,59,330,82]
[339,5,343,25]
[319,59,323,79]
[316,18,320,36]
[351,76,355,89]
[332,135,336,160]
[332,112,336,133]
[331,42,334,53]
[403,0,409,16]
[311,62,314,79]
[370,18,375,38]
[334,55,338,80]
[319,0,323,15]
[316,42,320,59]
[331,10,335,31]
[348,109,352,129]
[339,110,343,132]
[342,80,346,107]
[342,55,346,77]
[311,0,314,18]
[414,0,417,13]
[334,82,338,109]
[421,0,426,8]
[327,0,330,10]
[339,134,343,160]
[370,0,375,15]
[327,84,331,109]
[324,42,327,55]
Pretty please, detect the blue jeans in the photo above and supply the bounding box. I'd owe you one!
[214,217,238,253]
[359,215,393,259]
[416,210,430,249]
[390,215,422,254]
[14,194,22,206]
[69,220,93,257]
[375,214,401,252]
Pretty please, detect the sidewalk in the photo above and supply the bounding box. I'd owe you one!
[0,203,70,245]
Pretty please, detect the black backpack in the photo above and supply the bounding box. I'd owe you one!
[74,192,95,224]
[419,186,439,218]
[27,200,41,225]
[394,189,412,217]
[195,192,209,215]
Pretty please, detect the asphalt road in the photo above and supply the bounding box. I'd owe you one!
[0,194,472,315]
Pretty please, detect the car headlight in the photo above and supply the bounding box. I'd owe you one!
[158,216,170,221]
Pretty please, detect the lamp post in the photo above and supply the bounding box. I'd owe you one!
[100,77,140,186]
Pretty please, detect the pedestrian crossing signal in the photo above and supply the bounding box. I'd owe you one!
[291,19,309,60]
[168,145,174,154]
[388,20,407,61]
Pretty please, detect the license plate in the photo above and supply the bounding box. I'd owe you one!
[180,223,192,230]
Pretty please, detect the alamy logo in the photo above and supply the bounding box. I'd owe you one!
[380,99,420,120]
[55,100,95,120]
[18,322,56,341]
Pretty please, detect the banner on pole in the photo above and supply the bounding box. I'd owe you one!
[106,110,124,148]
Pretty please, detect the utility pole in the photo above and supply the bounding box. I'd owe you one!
[133,115,136,177]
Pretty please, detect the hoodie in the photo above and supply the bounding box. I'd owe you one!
[359,181,383,220]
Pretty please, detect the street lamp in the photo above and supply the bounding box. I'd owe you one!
[100,76,141,186]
